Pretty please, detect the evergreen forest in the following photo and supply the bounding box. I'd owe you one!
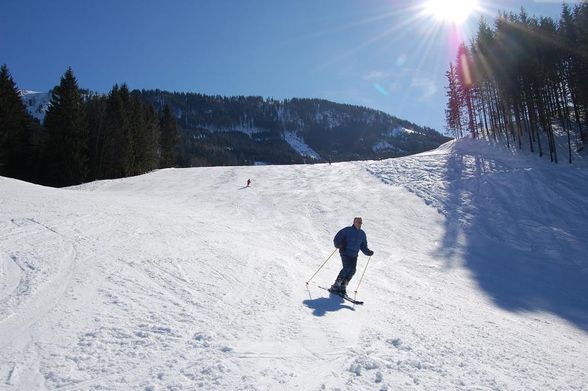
[445,3,588,163]
[0,66,179,187]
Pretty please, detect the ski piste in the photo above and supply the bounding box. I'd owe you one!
[318,286,364,305]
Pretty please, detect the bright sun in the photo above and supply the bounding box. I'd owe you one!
[424,0,479,24]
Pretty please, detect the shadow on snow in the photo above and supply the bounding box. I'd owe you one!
[303,293,355,316]
[436,151,588,331]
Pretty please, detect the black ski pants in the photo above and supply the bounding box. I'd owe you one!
[336,254,358,283]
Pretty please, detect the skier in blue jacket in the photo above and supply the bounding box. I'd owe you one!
[330,217,374,295]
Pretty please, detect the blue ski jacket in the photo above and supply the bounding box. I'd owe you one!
[333,225,371,257]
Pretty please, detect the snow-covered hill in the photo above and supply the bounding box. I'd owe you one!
[1,138,587,390]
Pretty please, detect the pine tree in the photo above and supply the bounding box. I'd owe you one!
[0,64,32,180]
[159,104,179,168]
[455,44,477,138]
[42,67,89,186]
[445,62,463,137]
[572,2,588,146]
[94,85,162,179]
[100,84,132,179]
[85,93,108,180]
[130,94,159,174]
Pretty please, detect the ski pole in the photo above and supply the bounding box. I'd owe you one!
[353,255,372,294]
[305,248,338,285]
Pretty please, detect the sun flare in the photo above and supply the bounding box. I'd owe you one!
[424,0,479,24]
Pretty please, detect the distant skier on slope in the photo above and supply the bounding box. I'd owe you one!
[246,178,251,187]
[330,217,374,295]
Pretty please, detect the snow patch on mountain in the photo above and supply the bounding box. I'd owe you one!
[283,131,321,160]
[387,126,418,137]
[19,90,50,122]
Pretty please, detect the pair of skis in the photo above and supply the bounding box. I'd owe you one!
[318,285,364,305]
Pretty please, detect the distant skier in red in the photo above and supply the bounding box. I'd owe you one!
[246,178,251,187]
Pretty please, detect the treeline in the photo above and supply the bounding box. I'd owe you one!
[0,65,179,187]
[445,3,588,163]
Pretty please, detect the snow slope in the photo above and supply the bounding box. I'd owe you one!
[1,138,587,390]
[283,131,321,160]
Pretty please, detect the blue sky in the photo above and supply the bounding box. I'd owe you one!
[0,0,579,132]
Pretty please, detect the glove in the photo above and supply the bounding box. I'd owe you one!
[366,250,374,256]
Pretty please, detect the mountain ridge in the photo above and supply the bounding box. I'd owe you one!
[20,89,451,166]
[136,90,450,164]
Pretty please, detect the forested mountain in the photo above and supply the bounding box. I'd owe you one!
[19,88,450,168]
[135,90,450,166]
[6,64,449,187]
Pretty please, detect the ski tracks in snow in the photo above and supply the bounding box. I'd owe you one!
[0,217,77,343]
[2,143,587,390]
[0,216,77,388]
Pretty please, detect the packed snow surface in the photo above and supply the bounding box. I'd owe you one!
[1,138,587,390]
